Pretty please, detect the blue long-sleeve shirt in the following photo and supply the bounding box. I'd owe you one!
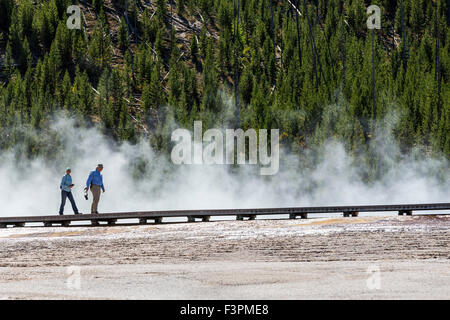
[86,170,105,191]
[60,174,73,192]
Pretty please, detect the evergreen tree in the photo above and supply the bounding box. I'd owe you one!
[118,17,129,51]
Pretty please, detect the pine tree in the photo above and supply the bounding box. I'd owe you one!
[54,21,72,67]
[118,17,129,51]
[200,40,220,112]
[87,16,112,74]
[73,67,94,115]
[190,36,198,63]
[19,37,32,73]
[5,40,15,78]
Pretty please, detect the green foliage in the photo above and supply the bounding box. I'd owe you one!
[118,17,129,51]
[87,14,112,75]
[0,0,448,166]
[92,0,104,13]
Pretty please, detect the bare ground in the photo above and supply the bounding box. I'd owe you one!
[0,215,449,299]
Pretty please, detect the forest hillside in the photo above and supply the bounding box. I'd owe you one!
[0,0,448,165]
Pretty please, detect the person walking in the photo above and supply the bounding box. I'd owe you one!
[59,168,81,215]
[84,164,105,214]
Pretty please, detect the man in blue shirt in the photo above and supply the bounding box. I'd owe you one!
[84,164,105,214]
[59,168,80,215]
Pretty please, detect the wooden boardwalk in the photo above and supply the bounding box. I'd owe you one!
[0,203,449,228]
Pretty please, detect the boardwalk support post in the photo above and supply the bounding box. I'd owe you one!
[290,213,308,219]
[107,219,117,226]
[154,217,162,224]
[202,216,210,222]
[187,216,195,223]
[344,211,359,217]
[44,222,53,227]
[237,215,256,221]
[139,218,147,224]
[399,210,412,216]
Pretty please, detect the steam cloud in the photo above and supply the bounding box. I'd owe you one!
[0,111,448,217]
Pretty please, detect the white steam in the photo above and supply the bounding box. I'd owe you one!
[0,114,448,217]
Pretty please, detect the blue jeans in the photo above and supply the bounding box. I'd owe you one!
[59,190,79,215]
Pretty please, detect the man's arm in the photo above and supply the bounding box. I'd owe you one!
[101,175,105,192]
[85,172,93,189]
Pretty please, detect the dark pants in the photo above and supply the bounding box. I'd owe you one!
[59,190,79,215]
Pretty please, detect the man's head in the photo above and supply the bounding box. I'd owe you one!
[66,167,71,175]
[97,164,103,172]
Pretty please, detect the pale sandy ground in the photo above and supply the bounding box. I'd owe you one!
[0,215,449,299]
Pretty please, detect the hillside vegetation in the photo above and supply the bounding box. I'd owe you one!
[0,0,448,164]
